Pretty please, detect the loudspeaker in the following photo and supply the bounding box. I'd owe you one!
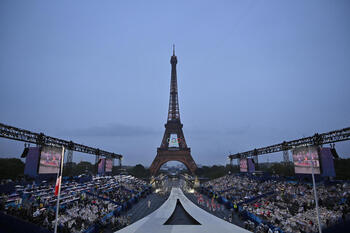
[21,147,29,158]
[330,148,339,159]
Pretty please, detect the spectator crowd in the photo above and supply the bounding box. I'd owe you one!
[0,175,149,232]
[201,174,350,233]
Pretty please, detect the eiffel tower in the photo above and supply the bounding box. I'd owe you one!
[149,46,197,175]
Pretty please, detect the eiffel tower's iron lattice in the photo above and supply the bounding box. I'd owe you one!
[150,46,197,175]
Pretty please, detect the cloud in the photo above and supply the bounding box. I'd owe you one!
[223,125,251,135]
[186,125,251,136]
[61,123,160,137]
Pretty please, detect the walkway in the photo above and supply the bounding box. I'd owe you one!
[125,192,169,224]
[115,188,251,233]
[184,191,245,228]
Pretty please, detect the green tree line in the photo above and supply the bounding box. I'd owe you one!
[2,158,350,181]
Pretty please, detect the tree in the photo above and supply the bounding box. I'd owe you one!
[334,158,350,180]
[128,164,149,178]
[195,165,229,179]
[0,158,25,180]
[63,161,94,177]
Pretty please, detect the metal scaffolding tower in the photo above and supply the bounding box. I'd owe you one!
[229,127,350,160]
[0,122,123,164]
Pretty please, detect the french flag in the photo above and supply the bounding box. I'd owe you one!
[54,175,61,196]
[54,151,64,196]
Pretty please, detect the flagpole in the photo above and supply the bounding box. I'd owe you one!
[54,146,65,233]
[309,146,322,233]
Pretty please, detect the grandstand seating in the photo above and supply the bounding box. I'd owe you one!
[0,175,151,233]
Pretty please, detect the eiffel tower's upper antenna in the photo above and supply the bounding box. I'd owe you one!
[168,45,180,121]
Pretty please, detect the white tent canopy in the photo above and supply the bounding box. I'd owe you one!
[116,188,251,233]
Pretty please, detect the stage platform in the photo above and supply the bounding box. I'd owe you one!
[116,188,251,233]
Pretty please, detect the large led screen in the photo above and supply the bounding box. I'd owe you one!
[24,147,41,177]
[320,147,336,177]
[240,159,248,172]
[248,158,255,173]
[292,146,320,174]
[168,134,179,148]
[38,146,63,174]
[98,158,106,174]
[105,159,113,172]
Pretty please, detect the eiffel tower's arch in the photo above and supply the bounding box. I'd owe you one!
[150,149,197,175]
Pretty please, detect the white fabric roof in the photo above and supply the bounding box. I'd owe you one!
[116,188,251,233]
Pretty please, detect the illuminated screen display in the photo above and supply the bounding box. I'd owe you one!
[168,134,179,148]
[105,159,113,172]
[38,146,63,174]
[240,159,248,172]
[98,158,105,174]
[292,146,320,174]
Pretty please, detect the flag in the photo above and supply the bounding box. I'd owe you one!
[54,147,64,196]
[54,176,61,196]
[53,146,65,233]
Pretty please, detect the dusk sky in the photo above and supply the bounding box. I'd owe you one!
[1,0,349,166]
